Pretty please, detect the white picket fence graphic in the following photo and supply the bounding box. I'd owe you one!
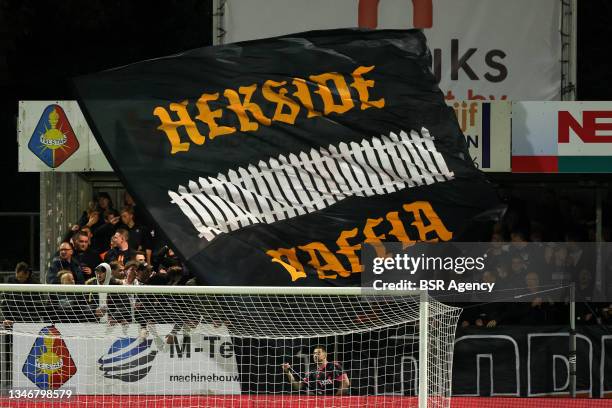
[169,128,454,240]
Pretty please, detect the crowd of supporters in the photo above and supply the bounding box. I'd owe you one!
[0,192,193,327]
[46,191,194,287]
[2,189,611,329]
[460,188,612,328]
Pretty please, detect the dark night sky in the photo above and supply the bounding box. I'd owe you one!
[0,0,610,214]
[0,0,213,212]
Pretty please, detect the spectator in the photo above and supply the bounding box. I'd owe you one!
[80,226,94,243]
[123,261,139,285]
[104,229,135,265]
[460,271,501,328]
[46,242,84,284]
[574,268,603,326]
[510,230,529,245]
[511,272,554,325]
[544,244,570,284]
[508,231,530,270]
[132,263,176,330]
[95,191,115,213]
[600,304,612,325]
[58,270,75,285]
[123,191,135,208]
[133,251,146,264]
[2,262,43,326]
[52,270,95,323]
[154,245,181,272]
[119,207,153,263]
[509,254,527,277]
[109,261,125,281]
[86,263,130,323]
[145,264,170,286]
[575,268,600,301]
[73,231,100,281]
[93,209,121,253]
[486,229,509,276]
[134,262,152,285]
[124,191,145,223]
[8,261,34,284]
[85,262,121,286]
[73,201,104,238]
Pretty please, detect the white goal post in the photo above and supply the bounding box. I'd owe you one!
[0,284,460,408]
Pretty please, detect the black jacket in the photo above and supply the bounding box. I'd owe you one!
[46,257,84,284]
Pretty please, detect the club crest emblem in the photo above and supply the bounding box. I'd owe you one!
[22,326,77,389]
[28,104,79,168]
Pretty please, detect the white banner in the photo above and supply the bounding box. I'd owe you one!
[512,101,612,173]
[13,323,241,395]
[18,101,112,172]
[222,0,561,101]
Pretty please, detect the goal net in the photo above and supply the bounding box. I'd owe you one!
[0,285,460,407]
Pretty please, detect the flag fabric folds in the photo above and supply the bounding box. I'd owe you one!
[74,29,498,285]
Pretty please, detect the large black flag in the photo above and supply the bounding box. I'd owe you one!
[74,29,498,285]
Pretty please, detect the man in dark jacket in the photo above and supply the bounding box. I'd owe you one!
[104,229,135,266]
[46,242,84,284]
[73,231,101,281]
[2,262,44,326]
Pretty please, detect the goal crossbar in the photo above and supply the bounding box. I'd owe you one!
[0,284,426,296]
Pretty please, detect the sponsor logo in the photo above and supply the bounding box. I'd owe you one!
[358,0,433,29]
[169,373,240,382]
[98,337,157,382]
[558,110,612,144]
[22,326,77,389]
[27,104,79,168]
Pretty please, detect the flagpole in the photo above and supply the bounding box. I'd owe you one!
[569,283,576,398]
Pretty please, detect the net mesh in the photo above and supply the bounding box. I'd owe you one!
[0,286,460,407]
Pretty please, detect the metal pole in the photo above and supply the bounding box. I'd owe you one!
[0,333,4,393]
[39,174,47,283]
[595,188,603,288]
[560,0,578,100]
[212,0,226,46]
[418,291,429,408]
[29,215,35,269]
[570,0,578,99]
[569,283,576,398]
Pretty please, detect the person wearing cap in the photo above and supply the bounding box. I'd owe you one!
[86,263,129,324]
[85,262,119,286]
